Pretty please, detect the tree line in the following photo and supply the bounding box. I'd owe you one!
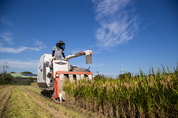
[0,71,34,85]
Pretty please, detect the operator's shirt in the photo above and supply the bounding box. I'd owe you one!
[53,46,64,60]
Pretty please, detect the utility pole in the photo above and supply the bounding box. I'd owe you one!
[2,60,9,80]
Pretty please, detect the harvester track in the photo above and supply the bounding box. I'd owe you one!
[0,86,14,118]
[24,86,97,118]
[0,85,7,90]
[0,86,11,92]
[23,86,84,118]
[0,86,14,103]
[22,88,68,118]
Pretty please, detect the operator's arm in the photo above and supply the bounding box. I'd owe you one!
[62,53,65,58]
[52,50,55,57]
[62,47,65,58]
[52,46,56,57]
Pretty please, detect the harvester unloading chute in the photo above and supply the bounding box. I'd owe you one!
[65,50,92,64]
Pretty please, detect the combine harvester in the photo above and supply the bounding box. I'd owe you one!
[37,50,93,102]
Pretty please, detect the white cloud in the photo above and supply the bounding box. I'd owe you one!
[0,32,14,45]
[142,21,155,30]
[92,0,139,49]
[0,16,14,26]
[0,46,40,53]
[34,38,43,46]
[34,38,46,49]
[0,59,39,69]
[0,34,46,53]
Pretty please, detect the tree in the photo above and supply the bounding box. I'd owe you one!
[28,77,34,83]
[0,73,13,85]
[4,74,12,83]
[21,71,32,74]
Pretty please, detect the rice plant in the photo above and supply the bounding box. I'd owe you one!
[63,66,178,117]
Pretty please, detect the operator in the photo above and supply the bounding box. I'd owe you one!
[52,40,66,60]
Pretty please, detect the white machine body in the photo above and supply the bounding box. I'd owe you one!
[37,50,93,89]
[37,54,52,88]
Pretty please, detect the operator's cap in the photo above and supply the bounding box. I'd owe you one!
[58,40,65,45]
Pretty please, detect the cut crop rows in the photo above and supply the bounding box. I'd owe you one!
[24,86,90,118]
[0,86,13,117]
[25,86,102,117]
[0,86,90,118]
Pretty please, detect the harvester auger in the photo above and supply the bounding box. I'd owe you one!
[37,50,93,102]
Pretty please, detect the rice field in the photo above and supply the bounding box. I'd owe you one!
[63,67,178,118]
[0,67,177,118]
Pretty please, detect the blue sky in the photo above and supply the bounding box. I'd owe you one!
[0,0,178,76]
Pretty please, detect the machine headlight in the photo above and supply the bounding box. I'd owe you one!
[56,74,59,78]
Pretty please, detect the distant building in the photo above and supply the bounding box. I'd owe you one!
[9,73,37,82]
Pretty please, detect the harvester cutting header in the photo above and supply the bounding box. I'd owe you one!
[37,40,93,102]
